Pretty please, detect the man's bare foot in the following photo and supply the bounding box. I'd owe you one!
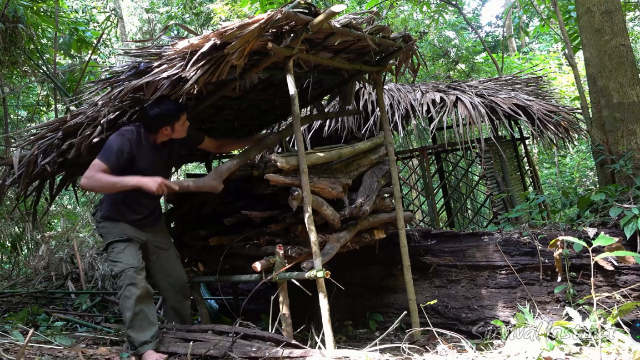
[141,349,168,360]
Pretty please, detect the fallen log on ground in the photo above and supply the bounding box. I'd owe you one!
[309,228,640,336]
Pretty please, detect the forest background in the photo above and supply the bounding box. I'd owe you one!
[1,0,640,296]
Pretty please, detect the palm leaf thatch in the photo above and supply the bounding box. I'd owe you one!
[0,2,418,217]
[309,74,582,149]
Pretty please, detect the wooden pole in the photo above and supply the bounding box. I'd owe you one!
[420,149,440,228]
[374,75,421,340]
[308,4,347,32]
[285,58,335,350]
[275,244,293,339]
[269,43,387,73]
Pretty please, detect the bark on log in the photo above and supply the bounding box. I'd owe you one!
[342,161,390,218]
[159,323,304,346]
[226,244,310,258]
[318,229,640,336]
[190,284,212,324]
[275,244,293,339]
[252,256,276,272]
[288,187,341,229]
[265,174,349,199]
[372,196,394,213]
[310,144,388,180]
[269,135,384,170]
[172,110,361,193]
[267,212,326,232]
[300,212,415,271]
[157,340,380,359]
[338,228,389,251]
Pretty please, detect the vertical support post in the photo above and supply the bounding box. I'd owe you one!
[420,148,440,228]
[285,58,335,350]
[190,283,212,325]
[507,119,528,192]
[275,244,293,339]
[496,140,518,212]
[429,122,454,227]
[374,75,421,340]
[231,283,241,317]
[516,124,552,219]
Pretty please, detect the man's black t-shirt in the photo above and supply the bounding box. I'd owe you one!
[96,123,205,228]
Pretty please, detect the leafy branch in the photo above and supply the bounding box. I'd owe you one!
[438,0,502,76]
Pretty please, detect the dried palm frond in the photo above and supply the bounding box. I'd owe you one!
[315,74,582,149]
[0,2,418,218]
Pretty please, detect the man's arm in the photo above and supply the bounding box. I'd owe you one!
[197,134,263,154]
[80,159,178,195]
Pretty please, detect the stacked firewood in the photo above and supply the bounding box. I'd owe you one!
[166,135,414,273]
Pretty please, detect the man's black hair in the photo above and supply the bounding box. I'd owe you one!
[139,95,187,134]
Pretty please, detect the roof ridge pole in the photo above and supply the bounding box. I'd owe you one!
[285,57,335,350]
[374,74,421,341]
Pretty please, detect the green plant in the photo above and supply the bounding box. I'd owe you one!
[490,192,549,231]
[490,319,509,342]
[365,312,383,332]
[550,233,640,352]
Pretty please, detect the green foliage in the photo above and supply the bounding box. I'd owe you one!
[365,311,383,331]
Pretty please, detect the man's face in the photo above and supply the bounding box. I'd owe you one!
[161,113,189,139]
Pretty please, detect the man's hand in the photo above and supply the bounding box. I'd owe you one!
[137,177,179,195]
[80,159,180,195]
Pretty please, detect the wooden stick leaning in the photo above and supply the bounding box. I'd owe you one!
[374,74,421,340]
[171,109,361,193]
[275,244,293,339]
[285,57,335,350]
[14,328,35,360]
[288,187,341,229]
[300,212,415,271]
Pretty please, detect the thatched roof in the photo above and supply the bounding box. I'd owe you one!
[306,74,581,148]
[0,2,580,216]
[0,2,418,208]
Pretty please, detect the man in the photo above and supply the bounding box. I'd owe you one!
[80,96,259,360]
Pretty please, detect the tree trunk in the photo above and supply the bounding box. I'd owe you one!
[505,0,517,54]
[0,74,9,157]
[318,229,639,336]
[53,0,59,118]
[575,0,640,186]
[113,0,128,45]
[517,1,526,49]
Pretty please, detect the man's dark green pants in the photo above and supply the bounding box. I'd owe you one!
[92,208,192,355]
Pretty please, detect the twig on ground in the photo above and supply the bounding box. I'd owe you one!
[403,327,475,355]
[72,238,86,290]
[364,311,407,350]
[187,341,193,360]
[496,242,540,315]
[14,328,34,360]
[0,348,15,360]
[594,282,640,301]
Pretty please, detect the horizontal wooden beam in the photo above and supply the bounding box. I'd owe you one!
[395,136,531,156]
[268,43,387,73]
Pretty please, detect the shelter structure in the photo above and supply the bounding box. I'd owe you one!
[318,77,581,230]
[0,2,423,349]
[0,1,581,352]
